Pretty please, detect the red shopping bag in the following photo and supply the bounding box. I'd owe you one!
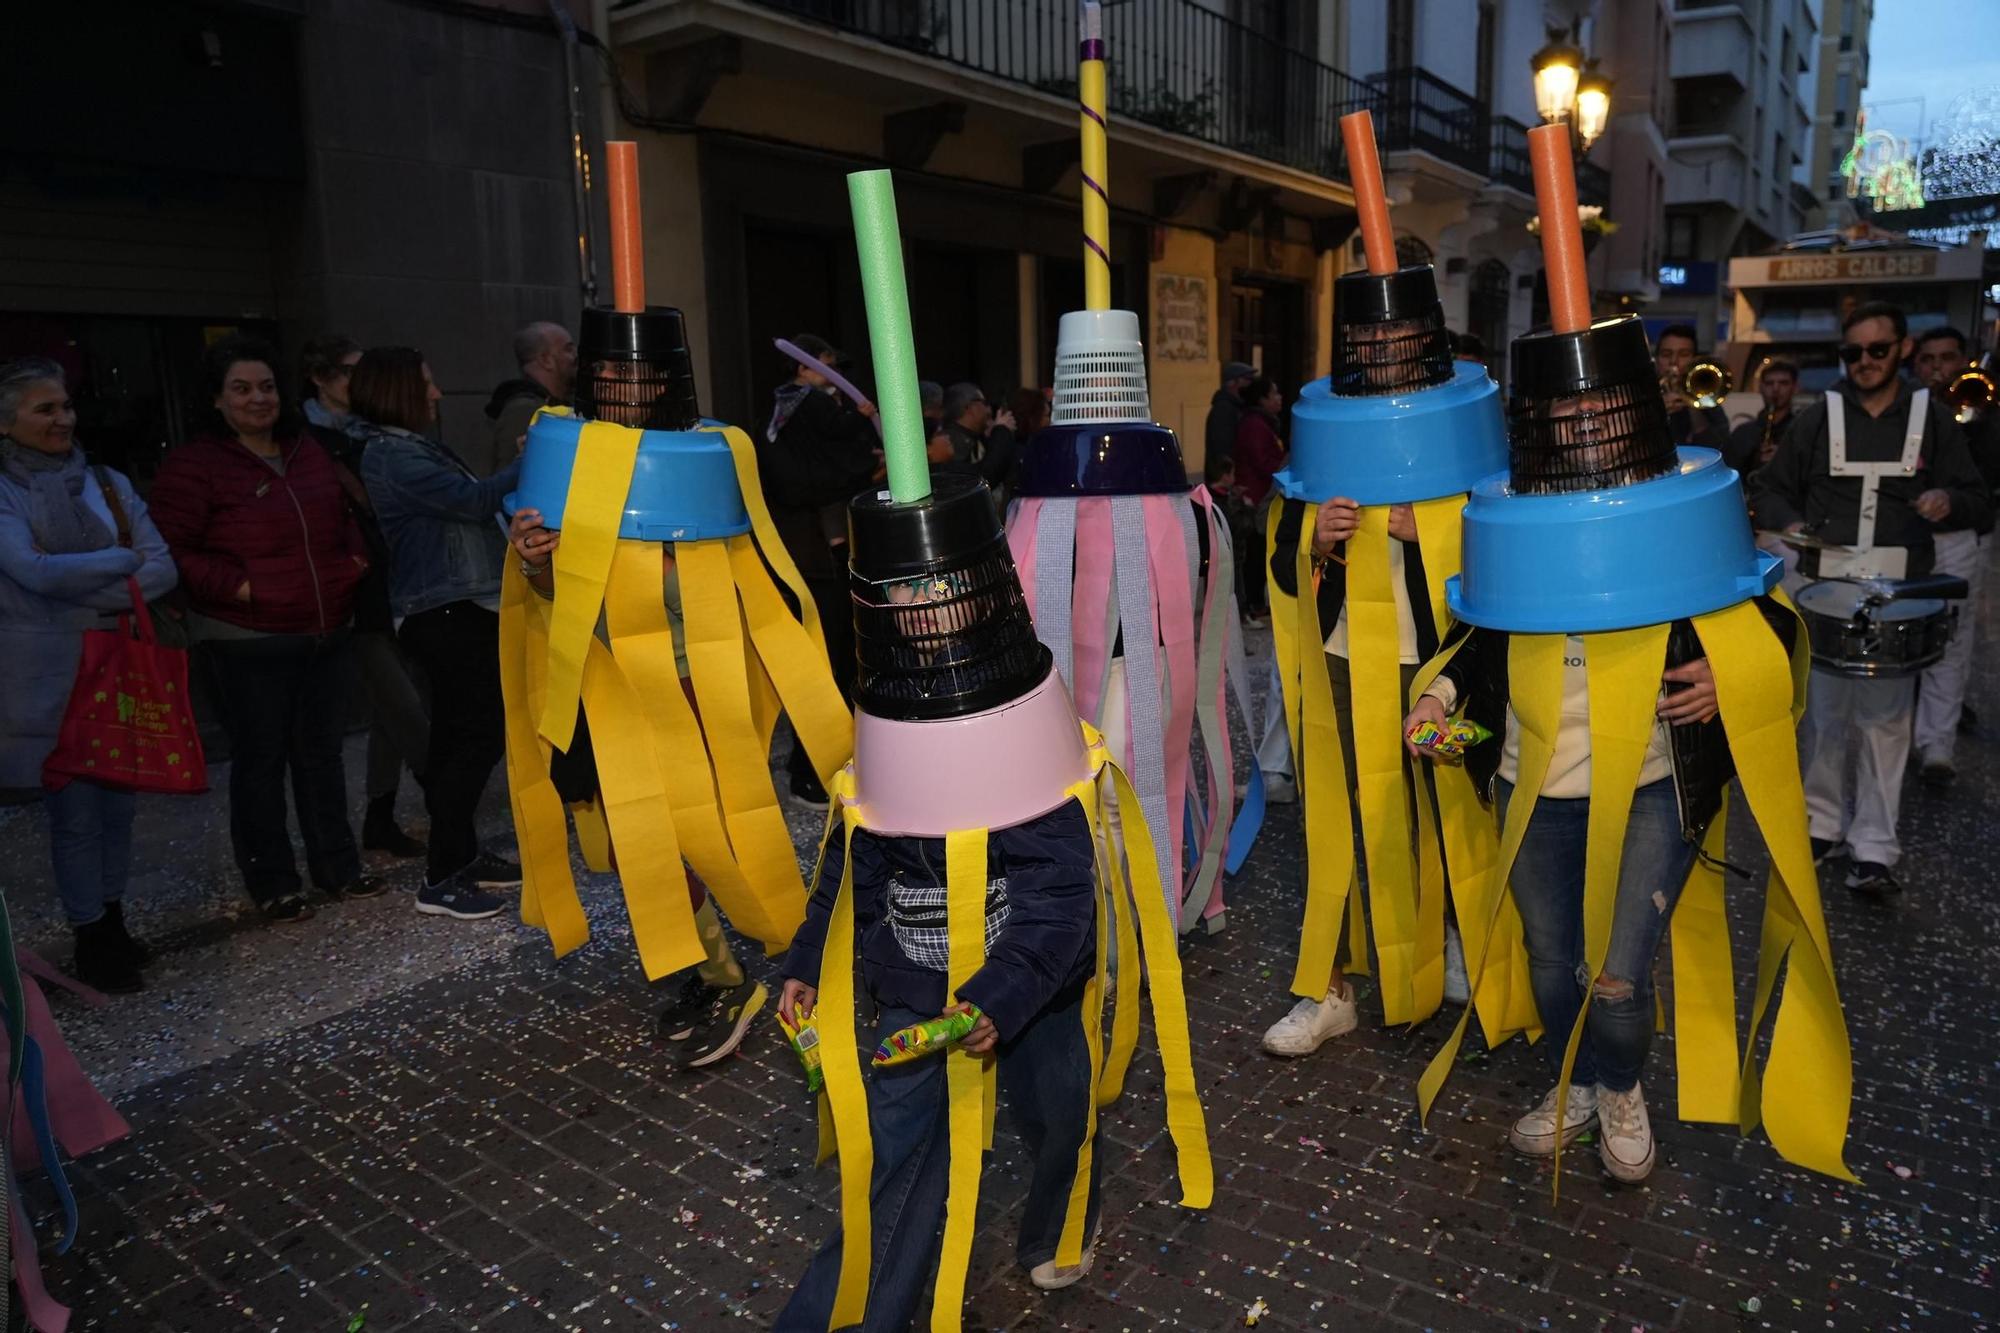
[42,577,208,795]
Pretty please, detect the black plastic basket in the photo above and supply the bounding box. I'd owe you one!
[575,306,701,431]
[1506,316,1677,495]
[1328,266,1454,397]
[847,475,1051,721]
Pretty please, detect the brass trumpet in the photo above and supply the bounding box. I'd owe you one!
[1683,358,1732,409]
[1945,368,1996,424]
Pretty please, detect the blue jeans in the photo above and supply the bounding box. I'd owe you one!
[43,779,137,926]
[776,988,1103,1333]
[1496,777,1698,1093]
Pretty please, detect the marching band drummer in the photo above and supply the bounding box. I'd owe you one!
[1752,300,1990,897]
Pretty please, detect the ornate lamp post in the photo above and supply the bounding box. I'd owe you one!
[1532,27,1612,153]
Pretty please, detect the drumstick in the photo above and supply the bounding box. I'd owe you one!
[1340,112,1396,276]
[1528,124,1590,335]
[607,140,645,314]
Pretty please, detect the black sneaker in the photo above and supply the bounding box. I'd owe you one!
[1920,757,1955,788]
[258,893,315,924]
[325,876,389,901]
[1811,837,1846,866]
[674,979,767,1070]
[415,872,506,920]
[102,900,152,966]
[362,805,427,858]
[1844,862,1901,897]
[73,917,143,994]
[657,972,724,1041]
[462,852,523,890]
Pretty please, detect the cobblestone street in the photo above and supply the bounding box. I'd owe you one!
[6,609,1997,1333]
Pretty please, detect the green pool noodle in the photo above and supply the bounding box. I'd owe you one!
[846,169,931,505]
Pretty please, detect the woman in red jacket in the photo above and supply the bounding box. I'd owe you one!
[1233,376,1287,620]
[150,337,380,922]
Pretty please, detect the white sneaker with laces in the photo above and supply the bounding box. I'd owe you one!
[1030,1222,1102,1291]
[1260,983,1358,1056]
[1508,1082,1599,1157]
[1596,1081,1656,1182]
[1442,925,1469,1005]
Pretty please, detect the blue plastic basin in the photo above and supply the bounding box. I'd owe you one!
[504,412,750,541]
[1273,360,1508,506]
[1446,448,1781,633]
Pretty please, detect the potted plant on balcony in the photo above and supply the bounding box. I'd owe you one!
[1526,205,1618,255]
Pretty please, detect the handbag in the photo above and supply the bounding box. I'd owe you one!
[41,477,210,795]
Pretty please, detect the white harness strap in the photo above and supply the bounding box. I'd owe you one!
[1822,388,1926,579]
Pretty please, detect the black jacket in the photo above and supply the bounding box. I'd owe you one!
[759,386,879,580]
[1434,596,1797,845]
[1723,408,1793,478]
[308,420,395,634]
[782,801,1096,1042]
[1205,389,1243,463]
[937,420,1018,490]
[1751,379,1990,574]
[1266,497,1442,660]
[1670,403,1732,452]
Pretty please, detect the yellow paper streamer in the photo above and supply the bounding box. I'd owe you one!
[1546,623,1668,1186]
[1694,600,1854,1181]
[536,416,637,750]
[1416,598,1854,1187]
[1345,506,1424,1021]
[1669,808,1740,1122]
[931,827,992,1332]
[1419,633,1564,1123]
[1289,518,1359,999]
[498,564,589,953]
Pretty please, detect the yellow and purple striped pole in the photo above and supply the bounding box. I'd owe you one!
[1078,0,1111,311]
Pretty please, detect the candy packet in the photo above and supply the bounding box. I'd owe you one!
[1405,714,1493,762]
[776,1005,825,1094]
[873,1005,982,1067]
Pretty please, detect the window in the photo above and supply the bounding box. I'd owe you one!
[1666,213,1699,262]
[1387,0,1415,70]
[1475,1,1496,107]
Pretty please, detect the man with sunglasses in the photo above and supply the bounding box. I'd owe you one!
[1753,301,1990,896]
[1909,327,1999,786]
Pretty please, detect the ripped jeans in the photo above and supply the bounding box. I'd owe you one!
[1495,777,1698,1094]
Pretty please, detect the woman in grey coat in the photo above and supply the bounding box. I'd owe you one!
[0,359,178,992]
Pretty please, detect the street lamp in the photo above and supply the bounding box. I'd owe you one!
[1531,32,1582,126]
[1532,27,1612,153]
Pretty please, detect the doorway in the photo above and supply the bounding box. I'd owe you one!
[1227,277,1308,400]
[1467,258,1511,384]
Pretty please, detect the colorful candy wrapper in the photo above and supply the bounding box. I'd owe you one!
[777,1005,825,1094]
[1405,715,1493,761]
[873,1006,982,1067]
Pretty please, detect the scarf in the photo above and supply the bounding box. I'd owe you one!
[0,440,115,555]
[766,381,816,444]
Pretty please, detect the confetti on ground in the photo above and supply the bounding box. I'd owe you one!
[5,631,1995,1331]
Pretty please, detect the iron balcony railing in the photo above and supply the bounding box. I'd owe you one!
[1491,115,1533,193]
[753,0,1377,179]
[751,1,1615,206]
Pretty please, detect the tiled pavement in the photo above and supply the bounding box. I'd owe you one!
[10,608,1999,1331]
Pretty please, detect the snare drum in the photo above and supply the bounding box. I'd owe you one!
[1794,580,1955,678]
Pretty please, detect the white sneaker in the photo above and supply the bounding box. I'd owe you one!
[1260,984,1358,1056]
[1262,772,1297,805]
[1596,1082,1656,1182]
[1442,925,1469,1005]
[1508,1083,1598,1157]
[1030,1224,1100,1291]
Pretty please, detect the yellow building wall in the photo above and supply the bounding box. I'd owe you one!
[634,132,713,413]
[1148,225,1220,474]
